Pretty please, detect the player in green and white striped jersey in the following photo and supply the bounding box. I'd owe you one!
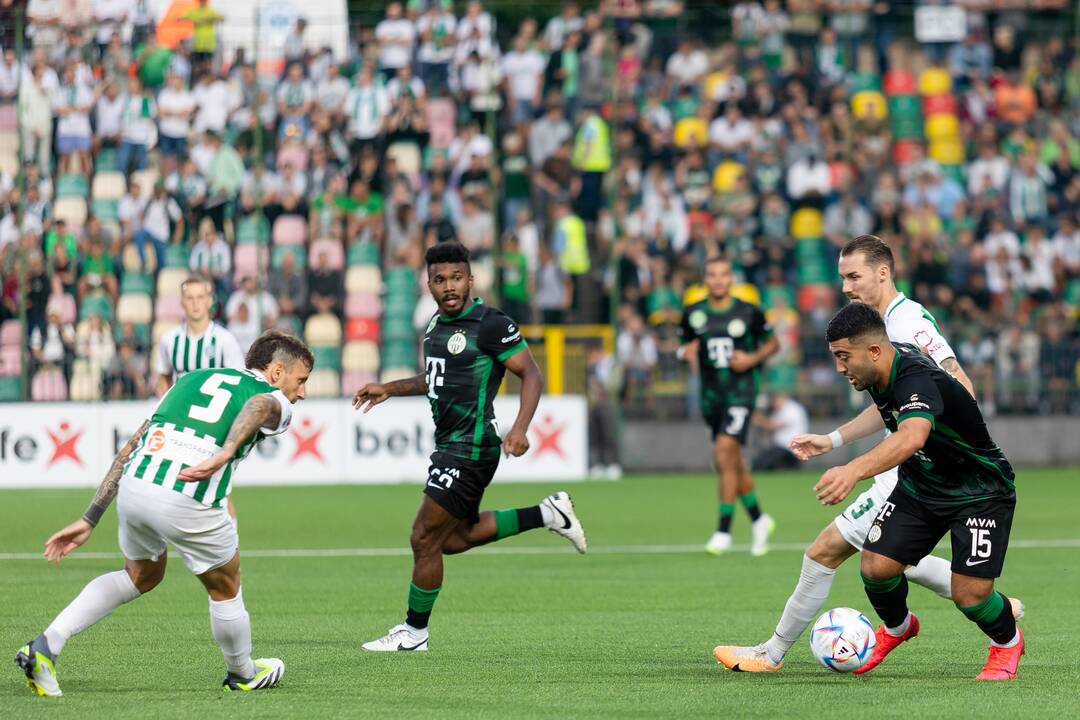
[15,331,312,697]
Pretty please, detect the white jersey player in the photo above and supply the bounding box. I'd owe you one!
[15,331,312,696]
[713,235,1022,672]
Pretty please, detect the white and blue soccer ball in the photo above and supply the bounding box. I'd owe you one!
[809,607,876,673]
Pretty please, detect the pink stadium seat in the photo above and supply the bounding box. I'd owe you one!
[426,98,457,149]
[345,317,380,343]
[310,238,345,271]
[273,215,307,247]
[276,144,309,173]
[345,292,382,320]
[154,294,185,322]
[49,293,77,325]
[31,367,67,401]
[0,345,21,375]
[341,370,376,396]
[0,319,22,346]
[233,244,268,283]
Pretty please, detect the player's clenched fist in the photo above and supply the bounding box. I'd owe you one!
[353,383,390,413]
[814,466,860,506]
[502,428,530,457]
[790,433,834,461]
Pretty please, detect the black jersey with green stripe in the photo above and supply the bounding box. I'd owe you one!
[679,297,773,410]
[869,343,1015,508]
[422,299,527,462]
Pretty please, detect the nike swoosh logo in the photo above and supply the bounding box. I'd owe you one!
[549,500,572,530]
[397,640,426,651]
[965,557,991,567]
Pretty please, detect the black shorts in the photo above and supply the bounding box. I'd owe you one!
[706,404,754,445]
[863,487,1015,579]
[423,451,499,525]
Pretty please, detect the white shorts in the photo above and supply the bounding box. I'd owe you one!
[118,477,238,575]
[833,467,899,550]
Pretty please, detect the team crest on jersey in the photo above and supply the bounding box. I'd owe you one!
[447,331,467,355]
[147,429,166,453]
[727,318,747,338]
[689,309,707,330]
[867,525,882,543]
[425,315,438,335]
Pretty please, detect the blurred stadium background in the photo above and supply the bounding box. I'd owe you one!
[0,0,1077,486]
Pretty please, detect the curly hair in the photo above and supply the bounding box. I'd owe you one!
[245,330,314,371]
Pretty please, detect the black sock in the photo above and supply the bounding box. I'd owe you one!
[959,592,1017,645]
[740,491,762,522]
[862,573,910,628]
[516,506,544,532]
[718,502,734,533]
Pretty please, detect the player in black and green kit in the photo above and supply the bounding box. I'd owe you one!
[679,256,779,556]
[353,242,587,652]
[815,302,1023,680]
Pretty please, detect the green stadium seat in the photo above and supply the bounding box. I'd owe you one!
[113,323,150,346]
[0,376,22,401]
[380,340,418,369]
[384,267,417,291]
[91,198,120,222]
[96,147,119,172]
[886,95,921,120]
[272,245,307,271]
[236,216,270,245]
[56,173,89,199]
[79,295,114,321]
[347,241,381,266]
[120,272,154,295]
[311,345,342,372]
[164,244,190,268]
[850,73,882,94]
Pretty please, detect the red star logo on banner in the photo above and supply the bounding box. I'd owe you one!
[291,418,325,463]
[531,415,567,460]
[47,421,84,467]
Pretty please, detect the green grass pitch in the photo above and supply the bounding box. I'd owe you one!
[2,468,1078,718]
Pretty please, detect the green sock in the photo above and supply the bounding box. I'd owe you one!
[740,491,762,521]
[493,509,520,539]
[718,502,735,533]
[406,583,441,629]
[956,592,1005,624]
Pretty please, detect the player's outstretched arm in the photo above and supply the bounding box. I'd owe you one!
[814,418,932,505]
[791,404,886,461]
[177,394,281,482]
[44,419,151,563]
[352,373,427,412]
[501,348,544,457]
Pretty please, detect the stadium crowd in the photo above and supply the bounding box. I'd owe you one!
[0,0,1077,417]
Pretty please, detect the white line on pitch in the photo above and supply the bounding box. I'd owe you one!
[0,538,1077,561]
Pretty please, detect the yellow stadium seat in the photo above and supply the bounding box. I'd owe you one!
[380,366,417,383]
[54,197,88,227]
[157,268,189,298]
[152,320,178,351]
[851,90,888,120]
[343,340,380,372]
[117,293,153,325]
[924,113,959,142]
[673,118,707,149]
[712,161,745,193]
[791,208,824,239]
[306,369,340,398]
[92,171,126,201]
[345,266,383,294]
[131,169,159,198]
[69,359,103,401]
[918,68,951,96]
[305,313,342,347]
[929,140,965,165]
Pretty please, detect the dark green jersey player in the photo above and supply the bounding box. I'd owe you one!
[816,302,1024,681]
[352,242,587,653]
[677,256,779,556]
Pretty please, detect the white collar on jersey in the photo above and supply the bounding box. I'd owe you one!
[249,369,269,383]
[182,321,217,340]
[884,292,907,317]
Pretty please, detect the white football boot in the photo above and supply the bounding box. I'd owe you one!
[222,658,285,691]
[751,514,776,557]
[541,492,588,553]
[361,624,429,652]
[705,531,732,556]
[15,638,61,697]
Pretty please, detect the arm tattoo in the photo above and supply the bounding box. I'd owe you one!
[941,357,961,374]
[385,373,427,397]
[221,394,281,453]
[82,420,150,527]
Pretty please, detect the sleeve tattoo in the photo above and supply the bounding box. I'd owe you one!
[221,394,281,452]
[385,373,427,397]
[82,420,151,527]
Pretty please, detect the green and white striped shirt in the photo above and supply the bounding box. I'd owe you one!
[124,368,293,506]
[157,321,245,380]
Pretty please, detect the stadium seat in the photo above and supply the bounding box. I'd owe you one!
[163,244,189,269]
[0,319,21,346]
[347,241,381,267]
[96,146,118,172]
[91,198,120,222]
[345,266,382,294]
[386,142,422,180]
[380,366,417,383]
[69,359,103,401]
[48,292,77,325]
[0,345,21,375]
[341,370,376,396]
[893,139,922,165]
[381,317,416,343]
[922,94,957,116]
[92,171,126,200]
[276,144,309,173]
[306,368,340,398]
[56,174,89,199]
[310,238,345,271]
[380,340,418,370]
[790,208,824,239]
[712,161,745,193]
[233,244,269,282]
[305,313,342,347]
[113,322,150,347]
[131,169,159,197]
[236,215,270,245]
[272,245,307,271]
[152,320,176,350]
[122,243,145,273]
[53,197,88,227]
[883,70,917,96]
[157,268,189,297]
[0,376,21,400]
[383,267,417,292]
[918,68,951,96]
[851,91,887,120]
[31,367,68,402]
[118,293,154,325]
[154,294,184,322]
[925,113,959,142]
[311,346,342,372]
[929,140,964,165]
[343,340,380,372]
[345,317,380,343]
[851,72,882,93]
[673,118,707,148]
[121,272,155,295]
[345,292,382,319]
[272,215,307,247]
[80,295,113,322]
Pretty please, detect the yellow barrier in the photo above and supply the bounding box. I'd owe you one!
[500,325,615,396]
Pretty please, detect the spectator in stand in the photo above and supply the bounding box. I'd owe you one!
[30,303,75,379]
[53,62,94,175]
[616,309,658,407]
[106,337,148,399]
[752,393,809,470]
[270,248,308,323]
[188,222,232,300]
[117,74,157,176]
[75,310,115,372]
[345,64,390,155]
[182,0,224,70]
[307,249,343,319]
[226,276,279,353]
[157,70,196,173]
[283,17,308,67]
[502,34,545,127]
[78,233,119,302]
[376,2,416,83]
[417,0,457,97]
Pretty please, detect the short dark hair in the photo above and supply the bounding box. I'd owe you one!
[425,241,471,268]
[840,235,895,275]
[245,330,314,371]
[826,302,887,344]
[704,255,732,268]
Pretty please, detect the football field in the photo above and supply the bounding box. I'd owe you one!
[2,468,1078,718]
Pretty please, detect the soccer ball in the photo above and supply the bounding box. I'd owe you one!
[809,607,876,673]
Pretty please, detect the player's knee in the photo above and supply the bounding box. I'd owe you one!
[951,578,993,607]
[127,565,165,594]
[859,552,895,580]
[410,524,441,557]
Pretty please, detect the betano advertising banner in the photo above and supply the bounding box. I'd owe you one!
[0,397,587,489]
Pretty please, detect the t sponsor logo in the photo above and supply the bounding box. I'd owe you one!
[426,357,446,399]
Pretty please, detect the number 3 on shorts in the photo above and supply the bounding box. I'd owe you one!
[725,407,749,435]
[189,373,242,423]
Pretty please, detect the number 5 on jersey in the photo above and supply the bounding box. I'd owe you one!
[188,373,242,423]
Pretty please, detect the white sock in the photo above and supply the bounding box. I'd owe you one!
[991,630,1020,649]
[405,623,429,638]
[209,590,256,679]
[904,554,952,599]
[539,503,555,527]
[44,570,140,657]
[885,612,912,637]
[764,555,837,664]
